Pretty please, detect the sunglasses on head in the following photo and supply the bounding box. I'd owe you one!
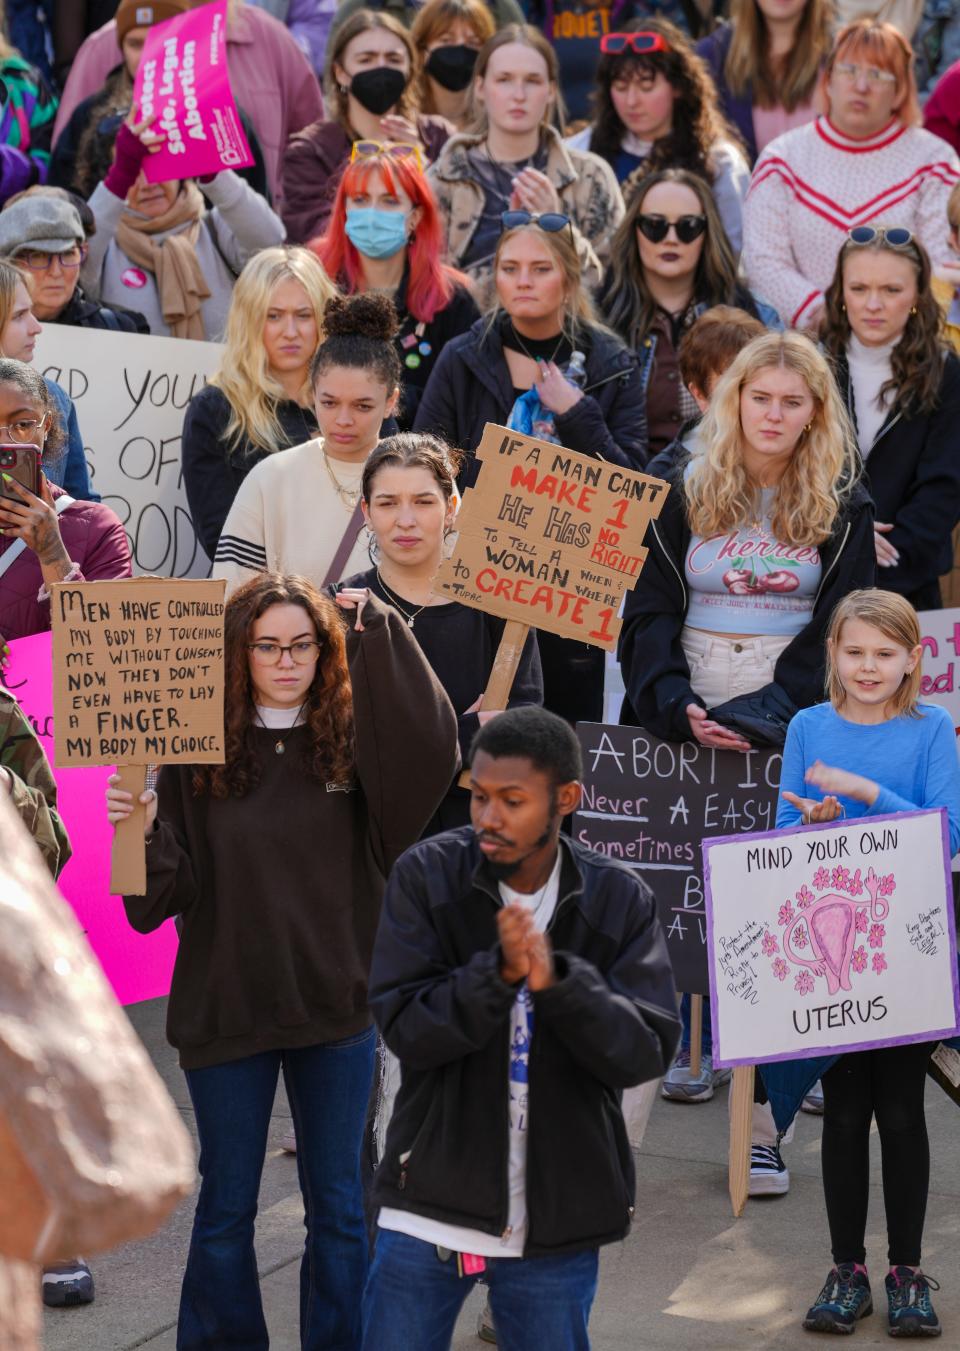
[847,225,914,249]
[501,209,572,235]
[637,213,707,244]
[600,31,671,56]
[350,140,424,169]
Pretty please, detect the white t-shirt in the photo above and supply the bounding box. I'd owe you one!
[378,852,562,1258]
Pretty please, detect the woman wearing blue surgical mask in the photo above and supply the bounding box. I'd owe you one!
[313,145,480,428]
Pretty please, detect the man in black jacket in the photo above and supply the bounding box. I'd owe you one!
[364,707,679,1351]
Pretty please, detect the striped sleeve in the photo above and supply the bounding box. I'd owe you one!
[742,157,823,330]
[212,471,269,597]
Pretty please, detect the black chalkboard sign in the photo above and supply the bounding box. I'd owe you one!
[574,723,782,994]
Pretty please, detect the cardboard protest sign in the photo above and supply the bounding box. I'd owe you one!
[134,0,253,182]
[1,633,177,1005]
[51,578,225,768]
[437,425,669,651]
[575,722,781,994]
[40,325,221,579]
[705,809,959,1067]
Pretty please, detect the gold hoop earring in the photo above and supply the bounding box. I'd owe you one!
[804,423,812,434]
[910,306,918,315]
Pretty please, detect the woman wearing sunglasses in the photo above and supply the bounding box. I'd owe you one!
[414,212,643,723]
[312,145,480,429]
[427,24,624,298]
[567,20,750,252]
[282,10,452,247]
[821,226,960,610]
[696,0,830,167]
[105,570,457,1351]
[601,167,779,456]
[742,18,960,330]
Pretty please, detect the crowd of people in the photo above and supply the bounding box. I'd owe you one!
[4,0,960,1346]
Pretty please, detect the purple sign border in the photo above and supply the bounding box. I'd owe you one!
[703,807,960,1068]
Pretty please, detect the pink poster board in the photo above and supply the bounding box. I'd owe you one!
[133,0,254,182]
[1,633,177,1005]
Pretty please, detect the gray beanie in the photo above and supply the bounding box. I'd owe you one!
[0,197,85,258]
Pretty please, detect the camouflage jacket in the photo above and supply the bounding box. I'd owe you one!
[0,691,71,879]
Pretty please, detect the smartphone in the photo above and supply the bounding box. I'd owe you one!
[0,444,40,500]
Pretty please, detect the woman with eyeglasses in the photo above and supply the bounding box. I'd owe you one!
[105,569,457,1351]
[0,358,131,649]
[821,226,960,611]
[312,145,479,429]
[427,24,624,298]
[567,20,751,253]
[696,0,830,167]
[601,167,780,457]
[743,18,960,330]
[282,9,453,247]
[414,214,644,723]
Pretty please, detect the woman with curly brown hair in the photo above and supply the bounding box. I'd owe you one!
[567,18,750,251]
[820,226,960,610]
[105,570,458,1351]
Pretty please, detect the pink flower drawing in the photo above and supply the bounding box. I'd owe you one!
[793,925,808,949]
[778,901,795,927]
[852,946,867,974]
[772,958,789,982]
[813,867,830,890]
[855,909,868,934]
[796,885,815,909]
[878,874,896,897]
[795,970,815,996]
[846,869,864,897]
[869,923,885,950]
[832,865,851,891]
[762,931,779,957]
[872,952,888,975]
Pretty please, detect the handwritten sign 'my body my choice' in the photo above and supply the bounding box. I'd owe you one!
[437,426,669,650]
[574,723,781,994]
[52,579,225,767]
[705,810,959,1067]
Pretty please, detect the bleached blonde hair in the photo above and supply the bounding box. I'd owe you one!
[826,589,922,717]
[210,247,336,455]
[684,331,858,548]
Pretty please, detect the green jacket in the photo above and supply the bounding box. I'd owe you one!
[0,691,71,879]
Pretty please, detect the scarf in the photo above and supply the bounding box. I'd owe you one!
[115,182,211,340]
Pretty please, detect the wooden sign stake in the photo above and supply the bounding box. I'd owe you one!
[110,765,148,896]
[688,994,703,1079]
[728,1064,754,1217]
[458,620,530,788]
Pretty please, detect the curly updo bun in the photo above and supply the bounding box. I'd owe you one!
[310,293,402,391]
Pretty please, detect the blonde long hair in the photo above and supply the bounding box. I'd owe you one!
[210,247,336,455]
[826,589,922,717]
[685,331,858,548]
[486,223,595,343]
[724,0,831,113]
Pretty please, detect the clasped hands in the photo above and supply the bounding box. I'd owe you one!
[498,904,555,991]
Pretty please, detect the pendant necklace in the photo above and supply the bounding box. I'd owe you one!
[322,448,362,508]
[506,322,566,368]
[376,568,430,630]
[256,699,308,756]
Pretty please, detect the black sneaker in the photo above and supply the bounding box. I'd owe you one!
[803,1264,873,1334]
[885,1267,941,1338]
[41,1258,95,1308]
[748,1143,790,1196]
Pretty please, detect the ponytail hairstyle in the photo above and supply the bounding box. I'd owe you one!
[826,589,922,718]
[310,292,402,393]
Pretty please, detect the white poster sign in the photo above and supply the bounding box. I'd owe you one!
[705,809,959,1067]
[40,325,224,579]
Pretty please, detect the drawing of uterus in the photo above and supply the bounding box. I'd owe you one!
[780,868,892,996]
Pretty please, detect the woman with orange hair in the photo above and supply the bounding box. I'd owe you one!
[742,19,960,330]
[312,145,479,427]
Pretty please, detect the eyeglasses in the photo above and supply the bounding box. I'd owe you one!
[350,140,424,169]
[17,246,87,272]
[847,225,915,248]
[600,32,671,56]
[832,61,898,86]
[0,415,48,443]
[637,213,707,244]
[501,209,572,235]
[247,640,321,665]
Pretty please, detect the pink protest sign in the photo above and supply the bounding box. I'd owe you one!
[1,633,177,1005]
[133,0,254,182]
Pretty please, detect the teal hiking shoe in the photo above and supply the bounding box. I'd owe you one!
[803,1265,873,1334]
[885,1268,941,1338]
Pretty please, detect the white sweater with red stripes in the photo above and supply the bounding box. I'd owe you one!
[742,116,960,328]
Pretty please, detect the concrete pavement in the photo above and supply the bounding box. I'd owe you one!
[42,996,960,1350]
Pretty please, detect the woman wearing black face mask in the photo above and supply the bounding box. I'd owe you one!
[282,10,453,245]
[411,0,495,131]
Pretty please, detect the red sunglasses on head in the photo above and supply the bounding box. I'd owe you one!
[600,32,671,56]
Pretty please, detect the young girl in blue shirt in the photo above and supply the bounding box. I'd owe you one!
[778,588,960,1339]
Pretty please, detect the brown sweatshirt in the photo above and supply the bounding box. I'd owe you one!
[123,597,459,1070]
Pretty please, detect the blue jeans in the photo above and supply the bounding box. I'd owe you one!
[679,992,713,1056]
[178,1027,376,1351]
[361,1229,599,1351]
